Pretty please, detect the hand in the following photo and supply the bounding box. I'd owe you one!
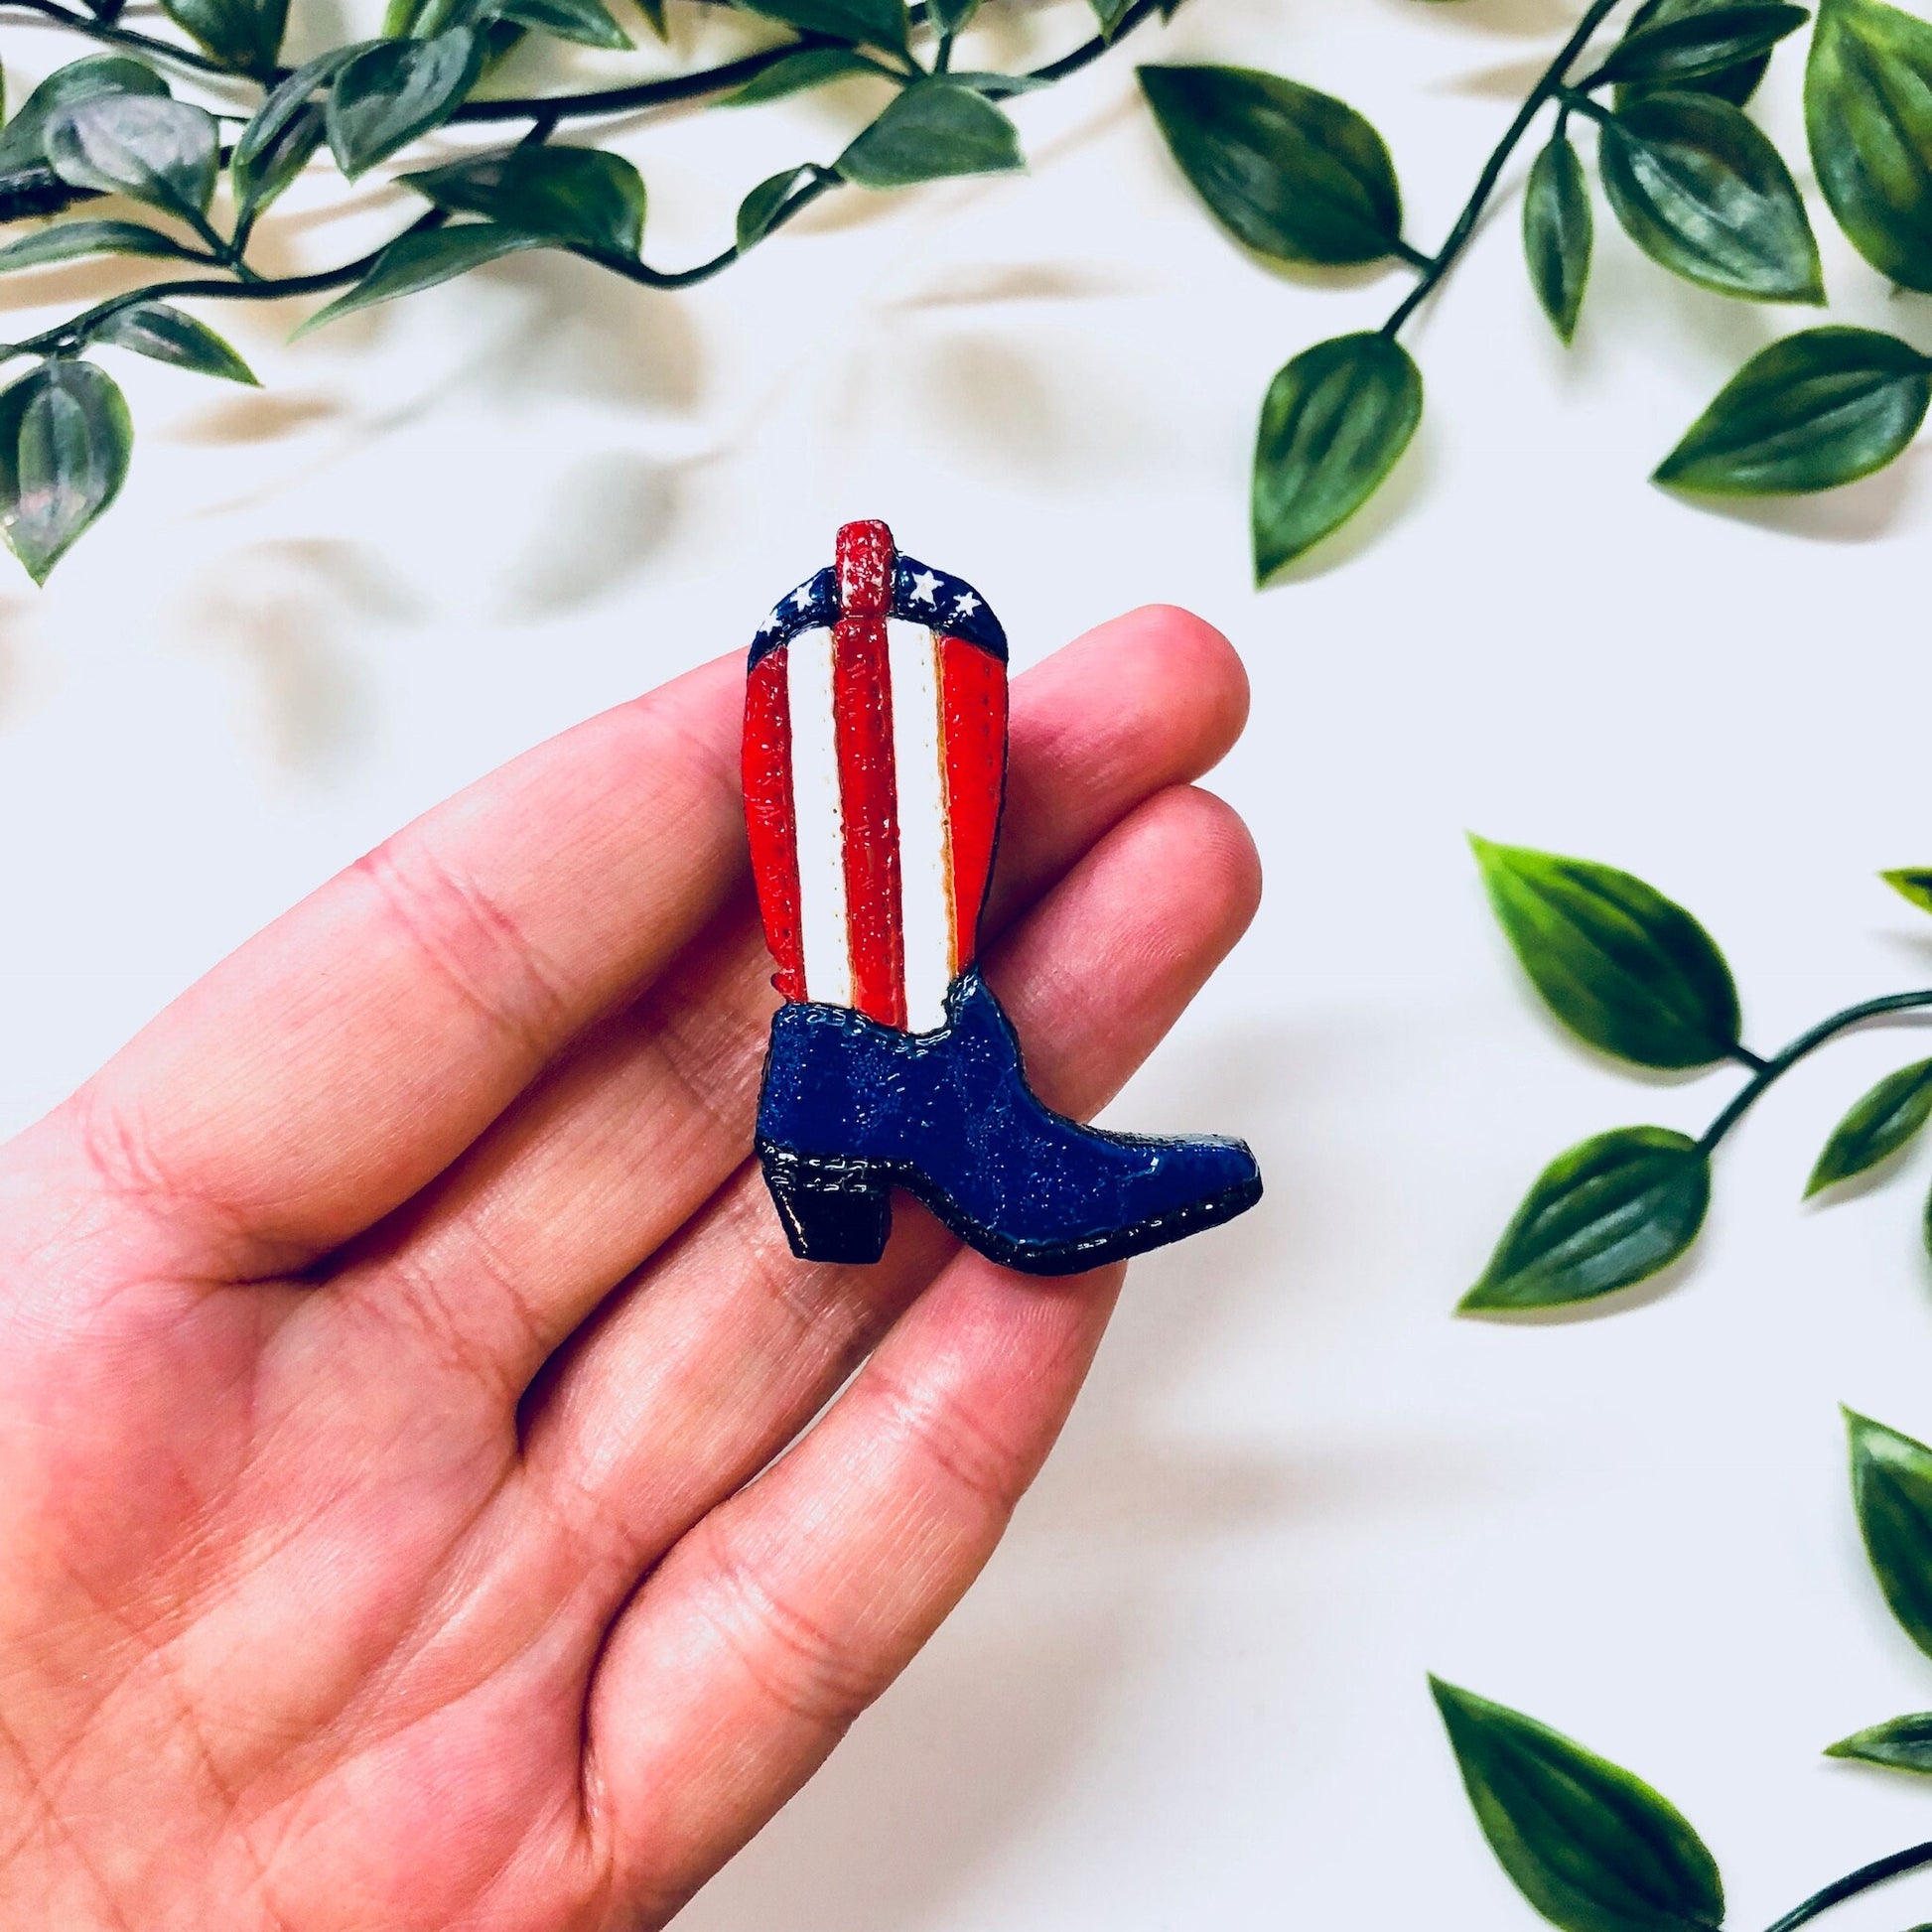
[0,609,1257,1931]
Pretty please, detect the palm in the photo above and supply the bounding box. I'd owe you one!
[0,610,1254,1931]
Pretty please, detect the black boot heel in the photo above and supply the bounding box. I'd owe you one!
[759,1147,893,1264]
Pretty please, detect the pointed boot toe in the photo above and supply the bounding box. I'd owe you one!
[756,971,1261,1277]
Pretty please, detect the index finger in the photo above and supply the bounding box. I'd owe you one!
[35,652,748,1272]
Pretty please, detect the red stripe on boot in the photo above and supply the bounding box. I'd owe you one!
[938,632,1007,974]
[743,647,805,1002]
[834,520,906,1029]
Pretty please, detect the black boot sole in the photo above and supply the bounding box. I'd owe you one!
[758,1141,1262,1277]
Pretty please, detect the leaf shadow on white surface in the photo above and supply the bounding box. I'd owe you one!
[1443,51,1569,98]
[904,331,1171,485]
[884,261,1146,311]
[168,391,343,446]
[0,254,167,324]
[483,252,705,413]
[180,537,416,772]
[1666,449,1926,544]
[1373,0,1581,39]
[0,610,22,722]
[497,450,681,614]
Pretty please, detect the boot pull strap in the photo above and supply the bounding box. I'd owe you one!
[836,519,897,619]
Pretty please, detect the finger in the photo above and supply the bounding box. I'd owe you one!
[328,608,1250,1392]
[34,653,747,1272]
[587,1248,1122,1922]
[520,783,1261,1639]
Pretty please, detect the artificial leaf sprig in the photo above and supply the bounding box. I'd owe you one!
[1828,1408,1932,1772]
[1142,0,1932,580]
[1465,839,1932,1312]
[1436,1675,1932,1932]
[0,0,1162,579]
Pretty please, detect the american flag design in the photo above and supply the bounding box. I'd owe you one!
[744,520,1009,1035]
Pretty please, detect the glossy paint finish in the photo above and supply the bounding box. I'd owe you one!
[743,520,1262,1276]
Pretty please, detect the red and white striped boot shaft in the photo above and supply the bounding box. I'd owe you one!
[743,517,1008,1035]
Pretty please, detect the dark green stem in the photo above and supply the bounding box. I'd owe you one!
[580,162,836,287]
[0,0,236,73]
[1382,0,1627,338]
[1761,1840,1932,1932]
[1557,84,1614,124]
[1698,991,1932,1155]
[451,39,839,122]
[1027,0,1158,81]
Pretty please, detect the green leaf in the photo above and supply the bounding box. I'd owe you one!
[1806,1059,1932,1194]
[1251,331,1420,581]
[724,45,877,104]
[403,145,643,254]
[1524,134,1592,342]
[1615,0,1778,103]
[1882,869,1932,913]
[45,93,218,222]
[1431,1679,1725,1932]
[326,29,483,179]
[1826,1712,1932,1772]
[734,0,909,52]
[89,301,257,383]
[1596,1,1807,87]
[496,0,632,47]
[234,100,324,221]
[296,221,546,333]
[1656,327,1931,493]
[1849,1409,1932,1662]
[836,80,1023,188]
[1599,90,1823,301]
[1469,838,1741,1068]
[160,0,285,74]
[0,56,168,174]
[1463,1127,1711,1311]
[1087,0,1133,35]
[634,0,667,36]
[1139,63,1403,265]
[232,50,356,220]
[736,163,820,245]
[929,0,980,31]
[405,0,494,35]
[1806,0,1932,290]
[0,358,132,584]
[0,218,193,270]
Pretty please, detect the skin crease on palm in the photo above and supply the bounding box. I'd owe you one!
[0,606,1259,1932]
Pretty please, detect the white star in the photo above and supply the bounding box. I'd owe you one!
[757,609,778,635]
[908,569,941,605]
[790,585,814,612]
[952,589,981,619]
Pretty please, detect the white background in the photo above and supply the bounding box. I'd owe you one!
[5,0,1932,1923]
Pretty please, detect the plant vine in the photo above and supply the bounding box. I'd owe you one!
[1440,850,1932,1932]
[0,0,1166,579]
[5,0,1932,581]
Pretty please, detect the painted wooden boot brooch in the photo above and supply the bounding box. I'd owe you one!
[742,518,1263,1276]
